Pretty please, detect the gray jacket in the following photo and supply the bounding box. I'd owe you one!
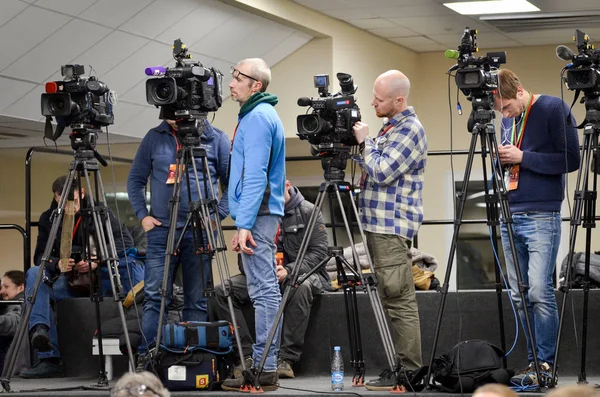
[280,187,331,291]
[1,291,30,377]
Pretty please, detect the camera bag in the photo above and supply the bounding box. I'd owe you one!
[155,320,233,391]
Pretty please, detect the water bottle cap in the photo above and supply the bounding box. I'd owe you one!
[334,346,340,351]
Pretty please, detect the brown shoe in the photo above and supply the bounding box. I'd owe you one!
[221,371,279,392]
[277,359,295,378]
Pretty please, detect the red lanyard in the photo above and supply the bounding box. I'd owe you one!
[511,93,534,149]
[171,128,181,151]
[72,217,81,239]
[378,123,394,138]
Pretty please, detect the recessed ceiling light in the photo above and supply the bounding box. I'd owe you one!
[443,0,540,15]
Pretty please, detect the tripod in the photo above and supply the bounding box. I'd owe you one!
[425,94,545,389]
[146,117,246,381]
[552,95,600,385]
[247,145,405,392]
[1,127,135,392]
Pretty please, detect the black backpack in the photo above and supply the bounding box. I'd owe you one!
[432,340,511,392]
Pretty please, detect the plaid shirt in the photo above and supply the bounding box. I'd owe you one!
[353,107,427,239]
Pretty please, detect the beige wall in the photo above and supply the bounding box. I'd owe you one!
[0,0,593,289]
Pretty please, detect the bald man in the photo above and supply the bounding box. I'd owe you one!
[353,70,427,391]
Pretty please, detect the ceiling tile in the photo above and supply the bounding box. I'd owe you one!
[191,13,264,63]
[158,0,238,47]
[109,101,148,127]
[349,18,396,29]
[3,19,111,83]
[0,7,71,72]
[390,35,440,47]
[322,8,377,19]
[226,21,296,61]
[79,0,153,28]
[0,0,29,26]
[70,31,150,79]
[371,3,454,18]
[529,0,600,11]
[292,0,349,11]
[112,106,161,138]
[342,0,435,8]
[367,26,418,38]
[261,32,313,68]
[119,0,200,39]
[3,84,45,121]
[388,14,486,36]
[403,42,447,52]
[33,0,97,17]
[0,77,37,111]
[101,41,172,99]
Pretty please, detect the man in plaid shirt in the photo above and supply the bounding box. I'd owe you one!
[353,69,427,391]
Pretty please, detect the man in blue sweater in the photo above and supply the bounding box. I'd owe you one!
[127,117,230,359]
[222,58,286,391]
[494,69,580,386]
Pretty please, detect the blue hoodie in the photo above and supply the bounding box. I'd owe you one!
[228,100,286,230]
[127,119,230,228]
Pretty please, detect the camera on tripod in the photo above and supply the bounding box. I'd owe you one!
[41,64,114,146]
[446,28,506,130]
[561,29,600,92]
[145,38,223,138]
[296,72,361,148]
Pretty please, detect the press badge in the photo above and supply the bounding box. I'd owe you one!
[166,164,185,184]
[504,164,520,191]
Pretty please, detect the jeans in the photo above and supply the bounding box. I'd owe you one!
[239,215,281,371]
[26,255,141,360]
[141,226,210,353]
[501,212,561,364]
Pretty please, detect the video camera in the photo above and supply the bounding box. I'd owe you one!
[296,72,361,147]
[557,29,600,93]
[446,28,506,130]
[145,39,223,123]
[41,64,114,143]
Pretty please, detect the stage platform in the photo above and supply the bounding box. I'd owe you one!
[3,289,599,395]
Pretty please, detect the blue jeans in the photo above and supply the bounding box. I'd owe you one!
[141,226,210,352]
[26,255,142,360]
[501,212,561,364]
[240,215,281,371]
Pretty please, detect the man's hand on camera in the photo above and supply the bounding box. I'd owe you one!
[498,144,523,165]
[236,228,257,255]
[353,121,370,144]
[141,216,162,232]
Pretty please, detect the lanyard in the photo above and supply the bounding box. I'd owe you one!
[377,123,394,138]
[231,122,240,153]
[72,217,81,239]
[171,128,182,151]
[510,93,534,149]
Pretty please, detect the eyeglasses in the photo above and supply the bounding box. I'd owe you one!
[111,384,160,397]
[230,66,258,82]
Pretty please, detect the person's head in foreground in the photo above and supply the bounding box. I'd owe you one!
[547,384,600,397]
[472,383,518,397]
[111,371,170,397]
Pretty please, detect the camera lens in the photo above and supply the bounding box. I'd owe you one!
[302,115,320,133]
[48,98,66,113]
[155,82,173,101]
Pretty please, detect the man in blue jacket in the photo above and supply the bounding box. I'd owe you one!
[222,58,286,391]
[127,117,230,359]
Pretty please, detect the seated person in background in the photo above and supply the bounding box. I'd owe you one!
[0,270,25,375]
[20,175,144,379]
[111,371,170,397]
[213,180,330,379]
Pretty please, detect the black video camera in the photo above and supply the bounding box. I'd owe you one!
[563,29,600,92]
[296,72,361,147]
[145,39,223,121]
[447,28,506,96]
[41,64,114,142]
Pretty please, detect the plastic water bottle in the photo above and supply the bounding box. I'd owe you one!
[331,346,344,391]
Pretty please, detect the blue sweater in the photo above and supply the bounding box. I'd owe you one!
[500,95,580,213]
[228,102,286,230]
[127,119,231,228]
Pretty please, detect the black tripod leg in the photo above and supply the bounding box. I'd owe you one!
[554,128,596,385]
[1,168,78,390]
[425,130,481,388]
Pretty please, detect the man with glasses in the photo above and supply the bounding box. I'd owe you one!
[221,58,286,391]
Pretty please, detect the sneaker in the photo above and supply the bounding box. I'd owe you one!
[277,359,295,378]
[20,359,64,379]
[364,369,396,391]
[510,362,555,387]
[30,324,52,352]
[221,370,279,392]
[233,356,253,378]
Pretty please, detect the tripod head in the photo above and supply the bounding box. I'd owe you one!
[467,91,495,133]
[311,143,351,182]
[174,115,208,148]
[70,124,107,166]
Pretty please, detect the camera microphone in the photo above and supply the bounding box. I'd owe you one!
[145,66,167,76]
[556,45,575,62]
[297,97,312,107]
[445,49,460,59]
